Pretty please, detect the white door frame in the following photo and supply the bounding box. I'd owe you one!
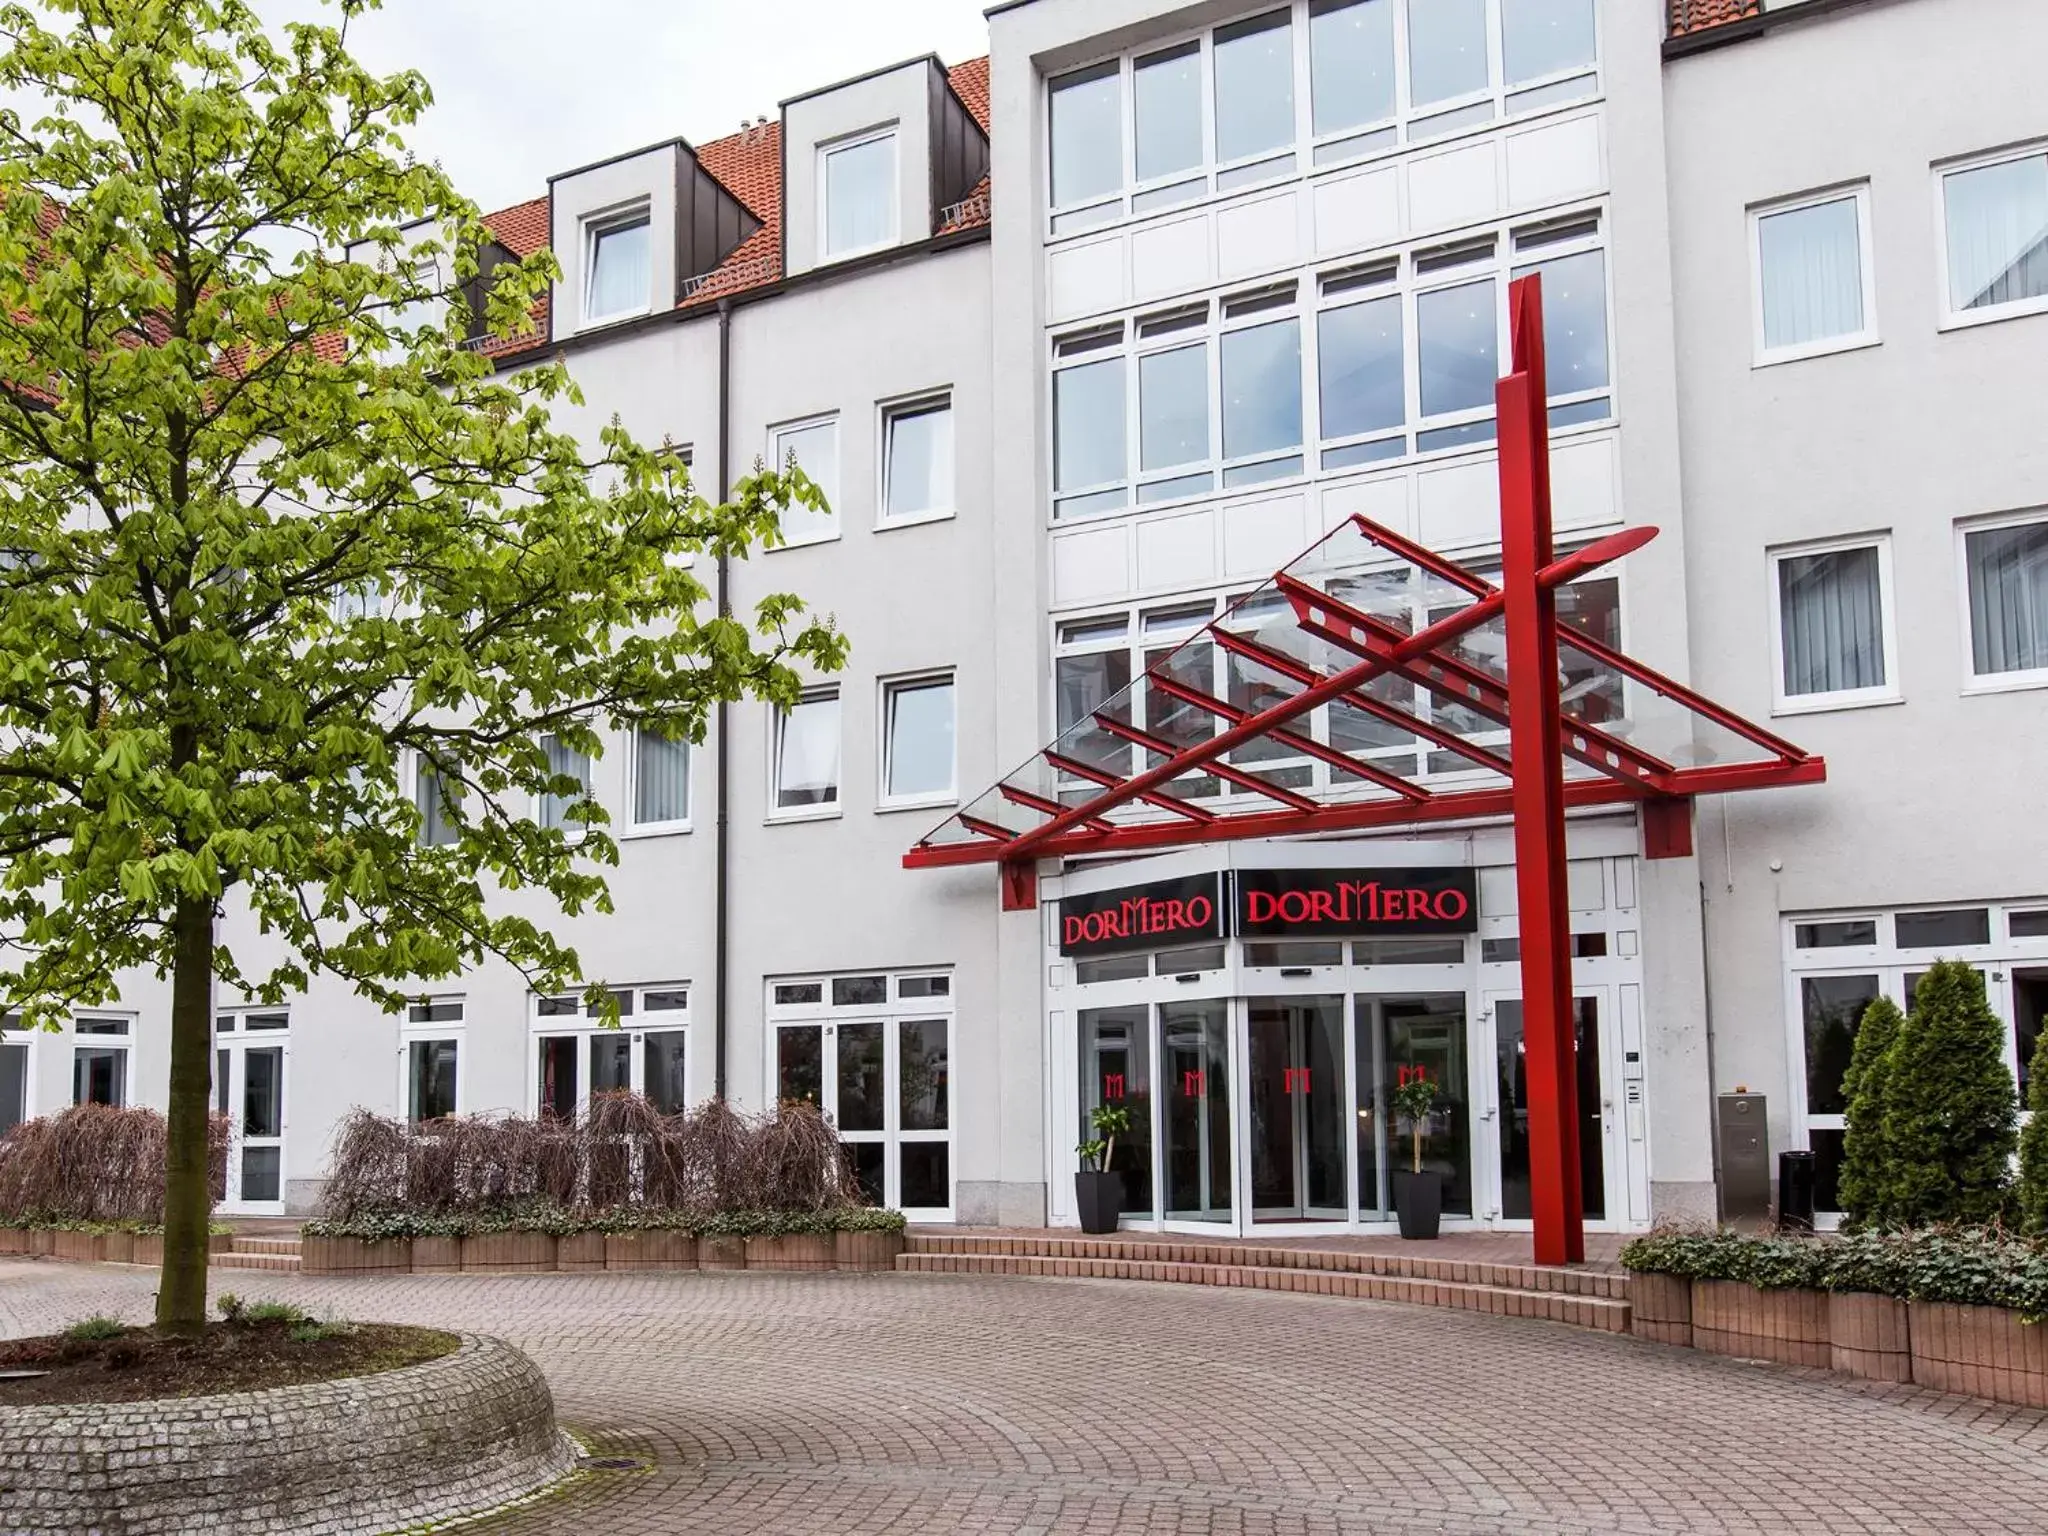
[214,1017,290,1216]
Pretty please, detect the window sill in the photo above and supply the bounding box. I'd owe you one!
[1752,334,1881,370]
[767,530,843,553]
[1961,672,2048,697]
[874,508,956,532]
[1770,691,1903,718]
[620,823,694,841]
[580,304,654,330]
[766,805,843,825]
[1938,297,2048,333]
[819,237,901,266]
[875,794,957,815]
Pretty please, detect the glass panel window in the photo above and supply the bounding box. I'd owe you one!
[899,1019,949,1131]
[773,691,840,813]
[1134,42,1203,184]
[1054,357,1126,503]
[1513,249,1608,397]
[1774,542,1891,703]
[1802,975,1879,1116]
[1794,919,1878,950]
[73,1046,126,1107]
[1139,342,1210,472]
[1,1040,26,1136]
[883,675,956,802]
[1417,277,1498,419]
[1318,294,1404,440]
[2012,911,2048,939]
[1220,317,1302,461]
[1942,151,2048,316]
[632,730,690,827]
[585,211,651,322]
[644,1031,687,1113]
[1055,646,1133,775]
[899,976,950,999]
[769,419,839,543]
[1050,62,1122,210]
[644,989,689,1012]
[882,398,953,521]
[1754,192,1870,356]
[416,764,460,848]
[1964,518,2048,680]
[1407,0,1489,108]
[591,1033,632,1096]
[822,131,898,257]
[778,1024,823,1105]
[837,1021,886,1132]
[1895,908,1992,949]
[536,1036,578,1118]
[1501,0,1597,86]
[832,976,888,1007]
[1213,11,1295,165]
[243,1047,283,1139]
[408,1039,459,1123]
[1310,0,1396,137]
[539,734,590,831]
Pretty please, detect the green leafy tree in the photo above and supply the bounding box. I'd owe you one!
[1883,961,2018,1227]
[0,0,844,1333]
[2017,1029,2048,1234]
[1836,994,1903,1229]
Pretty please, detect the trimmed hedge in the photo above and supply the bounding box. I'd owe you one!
[302,1204,909,1243]
[1621,1227,2048,1323]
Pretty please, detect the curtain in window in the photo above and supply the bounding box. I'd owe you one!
[417,767,461,847]
[1944,156,2048,313]
[541,736,590,829]
[634,730,689,824]
[587,218,650,319]
[1779,546,1884,696]
[1758,198,1863,349]
[1966,521,2048,676]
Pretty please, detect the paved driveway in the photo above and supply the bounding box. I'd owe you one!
[5,1258,2048,1535]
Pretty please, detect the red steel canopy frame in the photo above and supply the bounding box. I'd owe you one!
[906,275,1825,1264]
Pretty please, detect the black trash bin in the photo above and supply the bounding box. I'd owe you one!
[1778,1149,1816,1233]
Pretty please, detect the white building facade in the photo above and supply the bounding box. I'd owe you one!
[5,0,2043,1236]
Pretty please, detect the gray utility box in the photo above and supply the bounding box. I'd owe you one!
[1717,1092,1771,1223]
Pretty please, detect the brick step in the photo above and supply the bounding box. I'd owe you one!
[897,1251,1630,1332]
[904,1234,1625,1300]
[213,1252,302,1272]
[227,1236,303,1256]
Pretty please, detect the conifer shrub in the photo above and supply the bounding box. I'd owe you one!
[1883,960,2017,1227]
[2017,1029,2048,1235]
[1837,995,1903,1229]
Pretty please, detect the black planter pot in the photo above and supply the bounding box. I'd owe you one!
[1391,1169,1444,1240]
[1075,1170,1122,1235]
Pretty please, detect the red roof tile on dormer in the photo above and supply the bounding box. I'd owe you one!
[1668,0,1761,35]
[470,56,991,361]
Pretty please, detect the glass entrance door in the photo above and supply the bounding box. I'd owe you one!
[1484,991,1612,1224]
[1246,996,1346,1222]
[776,1015,953,1217]
[1354,994,1474,1222]
[213,1013,288,1214]
[1160,999,1231,1223]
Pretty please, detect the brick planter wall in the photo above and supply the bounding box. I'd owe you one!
[556,1233,606,1272]
[1689,1280,1830,1367]
[461,1233,557,1273]
[301,1237,412,1276]
[412,1236,462,1274]
[1829,1292,1911,1382]
[0,1228,28,1255]
[745,1234,835,1272]
[604,1230,696,1270]
[27,1229,53,1257]
[835,1230,905,1271]
[1909,1301,2048,1409]
[699,1234,746,1270]
[1627,1272,1691,1347]
[0,1333,573,1536]
[131,1234,161,1267]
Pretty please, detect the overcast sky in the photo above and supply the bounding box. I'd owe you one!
[305,0,995,212]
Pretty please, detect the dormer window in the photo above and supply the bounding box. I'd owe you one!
[584,206,652,323]
[821,127,898,260]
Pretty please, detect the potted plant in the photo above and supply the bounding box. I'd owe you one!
[1390,1075,1444,1240]
[1075,1103,1131,1235]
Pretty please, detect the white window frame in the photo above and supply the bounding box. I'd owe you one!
[1045,204,1613,524]
[582,201,654,325]
[623,728,693,838]
[1045,0,1603,240]
[765,413,841,547]
[0,1017,35,1133]
[1748,183,1880,367]
[1935,141,2048,331]
[527,983,693,1120]
[1765,533,1901,715]
[764,969,955,1220]
[818,125,900,263]
[399,996,467,1124]
[877,670,958,812]
[876,391,956,529]
[1956,509,2048,695]
[769,686,842,823]
[69,1013,135,1108]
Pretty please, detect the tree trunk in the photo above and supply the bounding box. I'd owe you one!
[155,893,215,1335]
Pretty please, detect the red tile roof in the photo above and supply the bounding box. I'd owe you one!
[477,57,991,362]
[1668,0,1761,35]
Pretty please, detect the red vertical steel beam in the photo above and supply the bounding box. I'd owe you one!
[1498,274,1584,1266]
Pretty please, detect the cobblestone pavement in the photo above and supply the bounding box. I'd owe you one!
[6,1259,2048,1535]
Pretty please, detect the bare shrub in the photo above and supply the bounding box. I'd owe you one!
[0,1104,230,1224]
[315,1093,858,1221]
